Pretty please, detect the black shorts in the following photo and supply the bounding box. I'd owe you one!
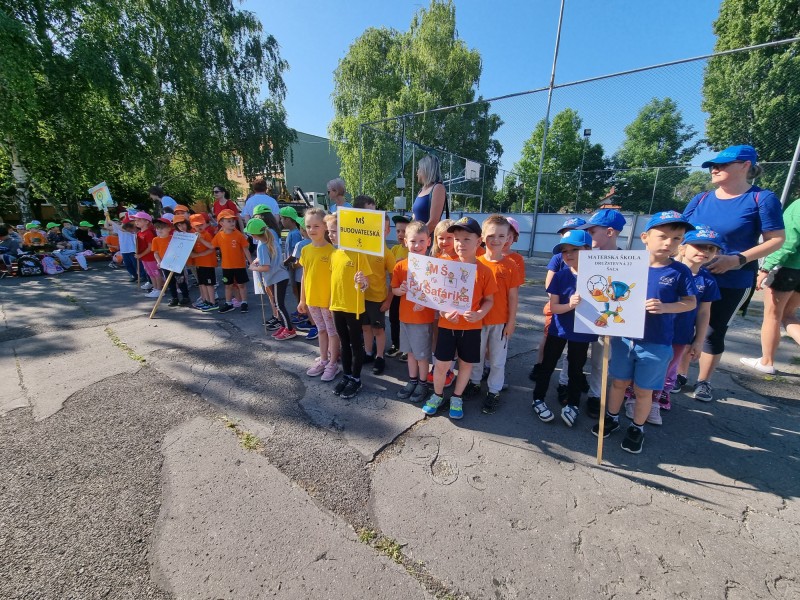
[770,267,800,293]
[434,327,481,364]
[361,300,386,329]
[197,266,217,286]
[221,268,249,285]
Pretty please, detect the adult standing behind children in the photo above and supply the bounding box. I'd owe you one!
[149,186,177,213]
[212,185,245,230]
[683,145,784,402]
[412,154,446,235]
[326,178,351,214]
[241,180,279,222]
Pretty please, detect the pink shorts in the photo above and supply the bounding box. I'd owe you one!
[307,305,337,336]
[142,260,160,278]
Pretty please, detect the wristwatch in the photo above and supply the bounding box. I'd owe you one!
[736,253,747,267]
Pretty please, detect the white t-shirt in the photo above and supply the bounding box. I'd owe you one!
[242,193,279,219]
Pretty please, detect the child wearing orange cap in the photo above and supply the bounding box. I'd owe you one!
[151,217,191,306]
[189,214,219,310]
[213,209,251,313]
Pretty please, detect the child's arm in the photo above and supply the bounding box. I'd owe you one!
[248,262,270,272]
[645,295,696,314]
[392,281,407,296]
[242,244,252,265]
[504,287,519,338]
[190,248,214,258]
[545,269,557,288]
[153,251,163,267]
[297,274,307,314]
[550,291,581,314]
[463,294,494,323]
[689,302,711,360]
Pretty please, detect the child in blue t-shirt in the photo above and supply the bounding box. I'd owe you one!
[532,229,597,428]
[593,212,698,454]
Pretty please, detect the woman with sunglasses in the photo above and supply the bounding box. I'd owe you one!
[211,185,244,230]
[412,154,447,235]
[681,145,785,401]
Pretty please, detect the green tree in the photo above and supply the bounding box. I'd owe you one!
[612,98,701,213]
[702,0,800,197]
[674,170,712,206]
[0,0,293,221]
[329,0,502,206]
[514,109,606,213]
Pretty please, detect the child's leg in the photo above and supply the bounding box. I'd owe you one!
[272,280,295,332]
[608,378,630,414]
[373,325,386,358]
[346,313,365,378]
[236,282,248,302]
[361,323,374,357]
[631,342,673,424]
[663,344,688,392]
[164,270,178,299]
[452,358,474,396]
[485,324,508,395]
[565,341,590,407]
[333,310,353,375]
[321,308,340,363]
[557,353,569,387]
[469,326,490,385]
[534,335,567,399]
[177,274,190,299]
[307,307,328,361]
[432,329,454,395]
[224,284,234,303]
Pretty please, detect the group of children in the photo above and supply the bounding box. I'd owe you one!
[529,208,720,454]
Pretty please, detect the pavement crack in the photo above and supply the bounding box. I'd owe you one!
[12,348,30,406]
[367,417,430,465]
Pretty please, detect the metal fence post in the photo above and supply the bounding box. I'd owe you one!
[648,167,660,214]
[358,124,363,195]
[780,132,800,208]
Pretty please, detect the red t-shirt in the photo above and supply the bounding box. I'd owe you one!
[137,227,156,261]
[213,200,240,218]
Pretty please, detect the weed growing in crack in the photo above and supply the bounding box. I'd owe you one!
[375,537,403,564]
[358,528,377,544]
[219,416,264,451]
[104,327,146,364]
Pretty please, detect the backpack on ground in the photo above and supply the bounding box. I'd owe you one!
[17,255,44,277]
[41,255,64,275]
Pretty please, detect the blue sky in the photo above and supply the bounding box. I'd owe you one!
[243,0,724,169]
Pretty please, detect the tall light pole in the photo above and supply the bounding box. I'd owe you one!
[575,128,591,213]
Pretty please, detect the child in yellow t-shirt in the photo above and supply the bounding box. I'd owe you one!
[325,213,371,400]
[361,213,396,375]
[298,208,341,382]
[387,215,411,358]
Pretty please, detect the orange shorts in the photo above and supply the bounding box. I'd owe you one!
[543,301,553,332]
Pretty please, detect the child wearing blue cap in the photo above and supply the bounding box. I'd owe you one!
[593,211,698,454]
[532,229,597,427]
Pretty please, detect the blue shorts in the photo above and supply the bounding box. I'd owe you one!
[609,338,673,391]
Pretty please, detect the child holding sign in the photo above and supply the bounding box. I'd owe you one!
[422,217,497,420]
[593,212,697,454]
[298,208,341,381]
[325,213,371,400]
[189,214,219,311]
[213,209,252,314]
[151,217,191,307]
[391,220,435,403]
[531,230,596,427]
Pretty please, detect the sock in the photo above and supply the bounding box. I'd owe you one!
[632,422,645,432]
[408,377,418,384]
[606,410,619,422]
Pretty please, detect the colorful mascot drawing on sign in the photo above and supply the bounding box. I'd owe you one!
[587,274,636,327]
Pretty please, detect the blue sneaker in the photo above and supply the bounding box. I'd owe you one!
[449,397,464,420]
[306,326,319,340]
[422,394,444,416]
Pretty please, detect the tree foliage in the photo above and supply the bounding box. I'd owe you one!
[0,0,294,221]
[329,0,502,206]
[514,109,606,213]
[611,98,701,213]
[702,0,800,195]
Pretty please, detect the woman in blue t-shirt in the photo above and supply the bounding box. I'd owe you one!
[682,145,785,402]
[412,154,446,235]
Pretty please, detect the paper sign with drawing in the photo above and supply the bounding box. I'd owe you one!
[159,232,198,273]
[88,182,115,210]
[406,254,475,314]
[574,250,649,338]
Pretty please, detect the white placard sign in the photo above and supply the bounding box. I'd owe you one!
[406,254,476,313]
[574,250,649,338]
[253,271,265,295]
[159,232,198,273]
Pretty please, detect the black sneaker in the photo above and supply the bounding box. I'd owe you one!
[219,303,234,313]
[340,378,362,399]
[528,363,541,382]
[168,298,179,307]
[591,416,621,438]
[333,376,350,396]
[398,353,408,362]
[462,381,481,398]
[673,374,688,393]
[385,346,400,358]
[556,384,569,406]
[362,353,374,364]
[179,297,192,306]
[240,302,248,313]
[266,317,280,328]
[372,356,385,375]
[586,397,601,419]
[621,425,645,454]
[482,392,500,414]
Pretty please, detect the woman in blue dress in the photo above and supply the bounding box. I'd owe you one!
[412,154,447,235]
[682,145,785,401]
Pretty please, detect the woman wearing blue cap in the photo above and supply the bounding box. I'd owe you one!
[682,145,785,401]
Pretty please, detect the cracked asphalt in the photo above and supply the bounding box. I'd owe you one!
[1,262,799,599]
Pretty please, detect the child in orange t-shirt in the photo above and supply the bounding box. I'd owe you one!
[465,215,524,414]
[151,217,191,307]
[426,218,456,387]
[391,220,436,404]
[422,217,498,420]
[189,214,219,310]
[212,209,251,313]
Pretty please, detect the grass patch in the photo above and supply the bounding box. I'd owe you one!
[219,416,264,451]
[790,356,800,365]
[358,528,377,544]
[375,537,404,564]
[104,327,146,364]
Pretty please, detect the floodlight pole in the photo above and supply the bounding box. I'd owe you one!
[529,0,566,257]
[780,131,800,208]
[358,124,363,194]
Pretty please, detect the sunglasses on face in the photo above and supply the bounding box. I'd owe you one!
[708,161,744,172]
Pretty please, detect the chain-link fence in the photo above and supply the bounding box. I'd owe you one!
[358,38,800,215]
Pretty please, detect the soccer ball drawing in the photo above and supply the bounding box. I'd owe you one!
[587,275,636,327]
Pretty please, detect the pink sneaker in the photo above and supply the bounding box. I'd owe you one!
[274,328,297,340]
[231,298,242,308]
[307,358,328,377]
[271,327,286,338]
[658,390,672,411]
[321,361,342,382]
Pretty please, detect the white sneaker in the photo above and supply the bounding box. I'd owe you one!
[141,282,153,290]
[145,289,161,298]
[646,402,662,426]
[739,357,776,375]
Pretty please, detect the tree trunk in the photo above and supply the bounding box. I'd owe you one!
[7,139,32,222]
